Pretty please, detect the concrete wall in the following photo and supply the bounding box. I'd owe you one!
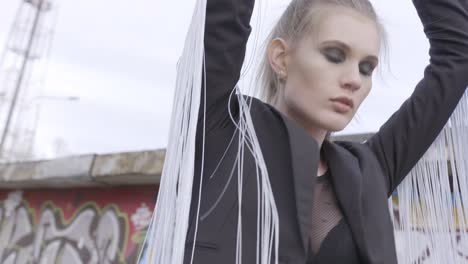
[0,145,467,263]
[0,149,163,264]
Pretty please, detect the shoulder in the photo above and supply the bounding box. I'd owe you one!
[331,139,391,193]
[332,140,383,166]
[238,94,284,121]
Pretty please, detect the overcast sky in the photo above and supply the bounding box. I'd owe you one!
[0,0,429,160]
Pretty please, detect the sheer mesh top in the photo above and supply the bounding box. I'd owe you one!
[310,170,344,253]
[307,170,361,263]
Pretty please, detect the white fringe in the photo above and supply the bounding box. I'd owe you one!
[139,0,280,263]
[137,0,206,262]
[233,91,280,264]
[392,90,468,264]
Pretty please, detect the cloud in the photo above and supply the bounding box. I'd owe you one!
[0,0,432,159]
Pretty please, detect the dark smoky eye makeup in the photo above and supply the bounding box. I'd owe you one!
[359,61,376,76]
[322,47,345,63]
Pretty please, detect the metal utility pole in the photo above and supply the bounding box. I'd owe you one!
[0,0,56,162]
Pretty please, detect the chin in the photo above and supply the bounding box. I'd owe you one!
[320,113,352,132]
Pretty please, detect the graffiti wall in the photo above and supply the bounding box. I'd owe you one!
[0,187,466,264]
[0,186,157,264]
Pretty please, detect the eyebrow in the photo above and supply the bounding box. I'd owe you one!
[320,40,379,64]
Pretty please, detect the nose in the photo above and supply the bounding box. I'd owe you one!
[340,66,362,92]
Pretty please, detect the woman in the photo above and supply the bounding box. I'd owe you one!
[182,0,468,263]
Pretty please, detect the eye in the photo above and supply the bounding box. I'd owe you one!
[322,47,345,64]
[359,61,375,76]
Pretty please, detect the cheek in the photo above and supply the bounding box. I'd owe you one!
[282,80,319,120]
[283,64,335,115]
[283,51,336,109]
[356,82,372,107]
[288,51,325,88]
[283,82,307,110]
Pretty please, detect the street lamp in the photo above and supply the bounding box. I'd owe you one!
[24,95,80,106]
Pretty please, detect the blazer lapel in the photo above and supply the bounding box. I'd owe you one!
[268,106,367,259]
[275,111,319,253]
[322,140,368,261]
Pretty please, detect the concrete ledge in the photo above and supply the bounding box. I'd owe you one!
[0,149,165,189]
[92,150,164,185]
[0,133,372,189]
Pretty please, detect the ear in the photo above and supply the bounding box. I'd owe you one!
[267,38,290,80]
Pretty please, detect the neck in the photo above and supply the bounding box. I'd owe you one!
[304,126,328,148]
[273,102,328,148]
[273,98,329,176]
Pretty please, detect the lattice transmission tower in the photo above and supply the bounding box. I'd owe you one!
[0,0,58,162]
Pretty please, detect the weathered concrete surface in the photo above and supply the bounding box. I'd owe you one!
[0,149,165,188]
[0,155,97,188]
[92,149,165,185]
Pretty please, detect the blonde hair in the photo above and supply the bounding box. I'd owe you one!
[257,0,387,105]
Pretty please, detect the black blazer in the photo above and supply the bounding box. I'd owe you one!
[183,0,468,263]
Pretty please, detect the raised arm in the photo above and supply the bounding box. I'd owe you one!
[366,0,468,195]
[200,0,256,130]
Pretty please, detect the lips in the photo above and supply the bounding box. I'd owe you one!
[330,96,354,112]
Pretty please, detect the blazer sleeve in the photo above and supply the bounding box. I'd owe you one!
[199,0,255,130]
[366,0,468,195]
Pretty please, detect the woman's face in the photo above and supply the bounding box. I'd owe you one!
[275,6,380,133]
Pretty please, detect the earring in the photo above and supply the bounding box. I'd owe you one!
[279,70,287,79]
